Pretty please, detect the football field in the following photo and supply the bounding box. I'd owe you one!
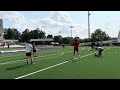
[0,46,120,79]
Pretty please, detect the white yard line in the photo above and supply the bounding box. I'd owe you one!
[0,50,58,59]
[0,51,62,65]
[0,47,86,60]
[14,52,96,79]
[0,51,73,65]
[15,47,111,79]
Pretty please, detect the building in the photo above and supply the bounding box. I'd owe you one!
[117,30,120,43]
[0,19,3,42]
[0,19,19,46]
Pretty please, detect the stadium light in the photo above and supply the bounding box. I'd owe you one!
[69,25,74,45]
[69,25,74,38]
[88,11,90,39]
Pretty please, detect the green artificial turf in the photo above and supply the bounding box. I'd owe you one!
[0,46,120,79]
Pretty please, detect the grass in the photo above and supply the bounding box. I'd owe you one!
[0,46,120,79]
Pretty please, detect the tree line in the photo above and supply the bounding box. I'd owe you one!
[3,28,111,44]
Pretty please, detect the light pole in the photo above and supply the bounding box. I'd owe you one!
[59,31,61,36]
[70,26,74,38]
[69,25,74,45]
[88,11,90,39]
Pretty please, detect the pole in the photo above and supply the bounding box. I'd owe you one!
[70,26,74,38]
[88,11,90,39]
[59,31,60,36]
[70,26,74,45]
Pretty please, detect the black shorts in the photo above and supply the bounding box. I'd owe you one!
[74,48,79,52]
[33,49,36,52]
[99,49,103,53]
[26,52,32,56]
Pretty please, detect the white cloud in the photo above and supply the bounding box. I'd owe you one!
[0,11,91,38]
[50,11,72,23]
[0,11,26,31]
[1,11,119,38]
[36,11,73,36]
[38,11,103,38]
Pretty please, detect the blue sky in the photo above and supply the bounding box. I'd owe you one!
[0,11,120,39]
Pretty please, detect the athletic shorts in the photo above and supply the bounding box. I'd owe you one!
[26,52,32,56]
[33,49,36,52]
[74,48,79,52]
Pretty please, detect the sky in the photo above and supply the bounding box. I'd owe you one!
[0,11,120,39]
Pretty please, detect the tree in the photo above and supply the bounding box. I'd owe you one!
[21,29,30,42]
[53,35,63,44]
[62,37,70,44]
[13,29,21,40]
[21,28,46,42]
[69,37,74,45]
[29,29,40,39]
[38,30,46,38]
[47,34,53,38]
[4,28,21,40]
[58,35,62,44]
[91,29,110,42]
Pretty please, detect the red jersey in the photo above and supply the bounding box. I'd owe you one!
[74,41,79,48]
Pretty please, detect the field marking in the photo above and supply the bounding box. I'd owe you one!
[0,50,58,59]
[15,47,111,79]
[0,47,111,65]
[0,47,87,60]
[14,52,96,79]
[0,53,63,65]
[0,51,62,65]
[0,50,73,65]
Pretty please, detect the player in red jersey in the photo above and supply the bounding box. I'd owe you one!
[73,39,80,57]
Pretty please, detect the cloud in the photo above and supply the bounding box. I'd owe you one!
[0,11,26,31]
[1,11,118,38]
[50,11,72,24]
[36,11,73,36]
[0,11,92,38]
[38,11,102,38]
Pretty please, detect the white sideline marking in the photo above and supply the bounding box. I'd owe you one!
[14,52,96,79]
[15,47,111,79]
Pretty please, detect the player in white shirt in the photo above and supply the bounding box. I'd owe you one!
[25,41,33,64]
[95,45,104,57]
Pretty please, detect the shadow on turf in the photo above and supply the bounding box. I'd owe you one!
[94,54,103,59]
[6,64,28,71]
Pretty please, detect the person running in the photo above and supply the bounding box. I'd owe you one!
[25,41,33,64]
[31,41,37,57]
[73,39,80,57]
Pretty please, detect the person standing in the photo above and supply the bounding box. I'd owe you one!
[25,41,33,64]
[8,43,9,48]
[63,44,65,48]
[31,41,37,57]
[73,39,80,57]
[91,42,95,50]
